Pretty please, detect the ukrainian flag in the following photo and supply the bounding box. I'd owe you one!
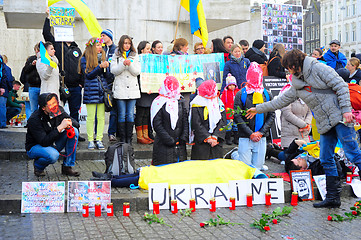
[39,41,58,69]
[180,0,208,47]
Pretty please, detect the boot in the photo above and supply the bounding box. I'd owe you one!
[117,122,126,142]
[142,125,154,143]
[125,122,134,144]
[232,131,239,145]
[225,131,232,145]
[34,162,45,177]
[136,126,151,144]
[266,143,282,160]
[313,176,341,208]
[62,165,80,177]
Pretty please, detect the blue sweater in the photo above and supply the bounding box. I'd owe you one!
[323,49,347,70]
[221,57,250,93]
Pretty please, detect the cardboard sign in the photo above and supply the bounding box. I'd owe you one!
[148,183,169,210]
[49,7,75,27]
[67,181,111,212]
[54,26,74,42]
[21,182,65,213]
[170,184,191,209]
[350,179,361,198]
[290,170,315,201]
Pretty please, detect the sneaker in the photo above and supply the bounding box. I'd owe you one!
[96,140,105,150]
[223,147,238,159]
[78,136,86,142]
[109,134,117,142]
[280,161,285,165]
[88,141,95,150]
[261,165,269,171]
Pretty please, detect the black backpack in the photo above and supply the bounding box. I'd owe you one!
[104,142,136,175]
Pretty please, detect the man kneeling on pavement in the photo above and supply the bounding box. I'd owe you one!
[25,93,80,177]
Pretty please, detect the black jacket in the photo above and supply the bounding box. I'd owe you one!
[20,55,41,88]
[234,89,275,138]
[43,18,83,88]
[350,69,361,85]
[244,47,268,64]
[25,109,79,151]
[152,99,189,165]
[267,53,286,78]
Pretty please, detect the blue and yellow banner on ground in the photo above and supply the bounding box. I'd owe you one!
[139,53,224,93]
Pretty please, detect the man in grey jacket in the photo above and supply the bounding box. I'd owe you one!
[246,49,361,208]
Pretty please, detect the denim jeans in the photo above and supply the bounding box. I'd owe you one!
[0,96,7,127]
[6,107,21,121]
[27,127,79,170]
[25,101,31,121]
[108,106,117,135]
[231,137,267,170]
[29,87,40,114]
[320,123,361,176]
[116,99,137,123]
[67,86,82,122]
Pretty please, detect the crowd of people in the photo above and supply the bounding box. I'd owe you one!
[1,12,361,208]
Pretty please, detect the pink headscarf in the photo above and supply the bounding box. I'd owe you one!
[245,62,264,94]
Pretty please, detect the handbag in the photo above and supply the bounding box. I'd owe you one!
[97,76,114,112]
[59,85,71,100]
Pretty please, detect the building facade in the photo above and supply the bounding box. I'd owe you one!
[304,0,321,55]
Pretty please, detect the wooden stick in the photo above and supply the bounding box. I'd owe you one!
[174,4,182,41]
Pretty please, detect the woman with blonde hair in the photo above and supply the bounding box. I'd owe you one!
[193,42,205,54]
[346,57,361,84]
[171,38,189,55]
[267,43,289,79]
[79,37,111,150]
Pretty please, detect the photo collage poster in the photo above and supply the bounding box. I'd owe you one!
[261,3,303,55]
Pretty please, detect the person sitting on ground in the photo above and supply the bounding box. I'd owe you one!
[6,80,25,122]
[323,40,347,70]
[25,93,80,177]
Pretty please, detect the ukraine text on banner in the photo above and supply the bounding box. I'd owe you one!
[39,42,58,69]
[180,0,208,47]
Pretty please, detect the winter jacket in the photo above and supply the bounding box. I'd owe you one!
[0,62,13,98]
[80,57,110,104]
[190,105,226,160]
[256,56,351,135]
[234,89,275,138]
[103,43,117,85]
[110,50,141,100]
[43,17,82,88]
[280,99,312,148]
[7,89,24,108]
[221,88,240,119]
[21,55,41,88]
[36,53,60,97]
[349,69,361,84]
[323,49,347,70]
[152,99,189,165]
[221,57,250,91]
[244,47,268,64]
[267,53,286,78]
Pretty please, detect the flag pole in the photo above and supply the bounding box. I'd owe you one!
[174,4,182,41]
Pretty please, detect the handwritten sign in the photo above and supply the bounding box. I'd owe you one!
[53,26,74,42]
[67,181,111,212]
[49,7,75,27]
[21,182,65,213]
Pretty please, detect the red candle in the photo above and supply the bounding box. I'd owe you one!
[171,200,178,214]
[246,194,253,207]
[265,193,272,206]
[82,203,89,218]
[107,203,114,216]
[229,197,236,210]
[209,198,216,212]
[189,198,196,212]
[123,202,130,216]
[153,201,160,214]
[94,203,101,217]
[346,172,353,184]
[291,192,298,206]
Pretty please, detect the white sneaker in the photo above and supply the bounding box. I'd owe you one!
[280,161,285,165]
[261,165,269,171]
[96,141,105,150]
[223,147,238,159]
[88,141,95,150]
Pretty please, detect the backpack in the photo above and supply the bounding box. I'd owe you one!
[259,57,279,77]
[104,142,136,175]
[348,83,361,110]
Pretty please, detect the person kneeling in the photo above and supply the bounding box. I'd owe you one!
[25,93,80,177]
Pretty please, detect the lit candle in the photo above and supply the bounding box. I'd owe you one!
[153,201,160,214]
[265,193,272,206]
[189,198,196,212]
[346,172,353,184]
[123,202,130,216]
[94,203,101,217]
[209,198,216,212]
[246,194,253,207]
[107,203,114,216]
[291,192,298,206]
[229,197,236,210]
[171,200,178,214]
[82,203,89,218]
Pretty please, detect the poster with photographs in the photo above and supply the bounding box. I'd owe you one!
[290,170,315,201]
[261,3,303,55]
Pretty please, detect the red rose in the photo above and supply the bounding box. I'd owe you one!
[327,215,332,221]
[200,222,205,227]
[272,219,278,224]
[352,211,357,215]
[263,226,270,231]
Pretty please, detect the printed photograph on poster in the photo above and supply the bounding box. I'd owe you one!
[203,62,221,83]
[313,175,327,200]
[290,170,315,201]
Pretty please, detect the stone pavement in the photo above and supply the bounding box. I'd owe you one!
[1,197,361,240]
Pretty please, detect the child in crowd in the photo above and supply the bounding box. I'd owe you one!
[79,37,110,150]
[150,76,189,165]
[221,74,240,145]
[221,44,250,91]
[231,62,275,171]
[6,80,24,122]
[189,80,226,160]
[323,40,347,70]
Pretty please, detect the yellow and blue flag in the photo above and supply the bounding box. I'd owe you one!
[39,41,58,69]
[180,0,208,47]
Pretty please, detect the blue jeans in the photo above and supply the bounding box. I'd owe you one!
[25,101,31,121]
[27,127,79,170]
[67,86,82,122]
[0,96,7,127]
[320,123,361,176]
[231,137,267,170]
[116,99,136,123]
[108,106,117,135]
[29,87,40,115]
[6,107,21,121]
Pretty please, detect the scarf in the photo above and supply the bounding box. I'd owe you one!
[122,50,131,59]
[230,55,242,63]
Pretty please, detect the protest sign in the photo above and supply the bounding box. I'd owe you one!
[67,181,111,212]
[53,26,74,42]
[21,182,65,213]
[139,53,225,93]
[49,7,75,27]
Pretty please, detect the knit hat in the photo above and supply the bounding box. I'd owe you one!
[225,73,237,88]
[336,68,350,82]
[101,29,113,41]
[253,39,265,50]
[198,80,217,99]
[195,77,205,88]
